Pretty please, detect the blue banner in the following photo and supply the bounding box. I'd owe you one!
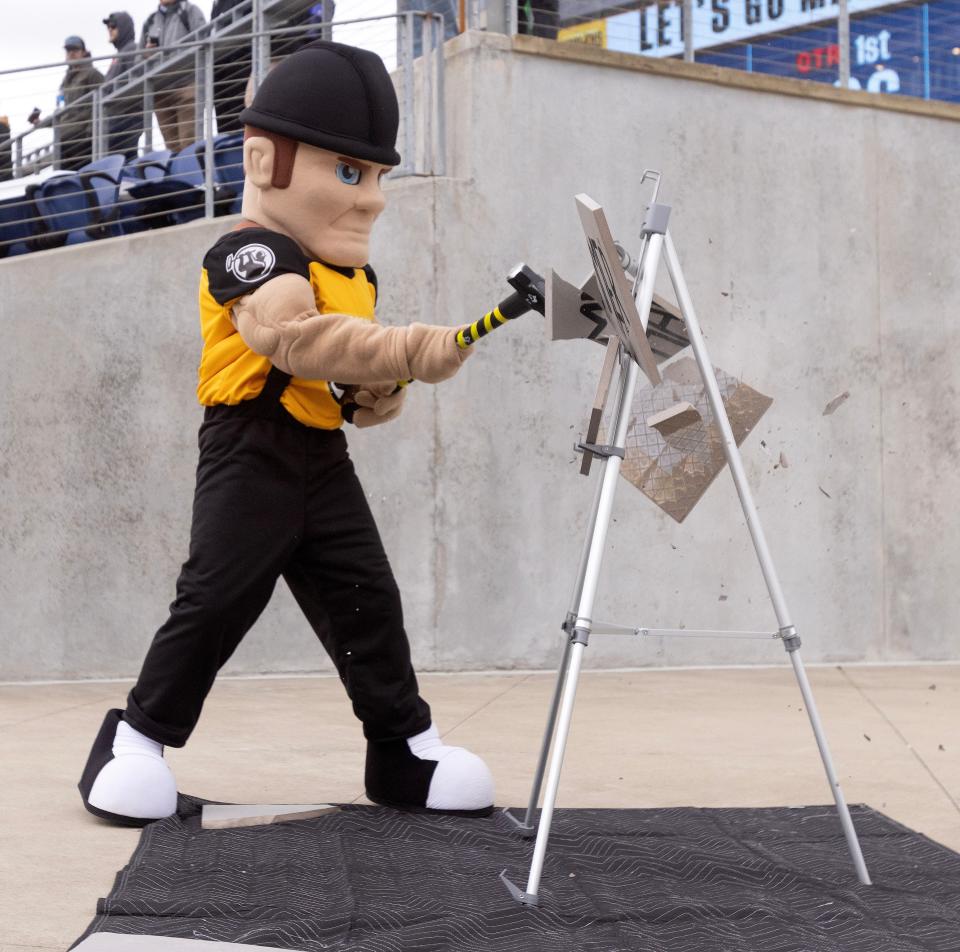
[696,0,960,101]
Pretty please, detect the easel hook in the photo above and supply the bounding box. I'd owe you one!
[640,169,662,205]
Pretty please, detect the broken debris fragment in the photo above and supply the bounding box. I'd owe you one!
[823,391,850,416]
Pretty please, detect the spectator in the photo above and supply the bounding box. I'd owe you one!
[241,3,337,114]
[44,37,104,171]
[0,114,11,181]
[210,0,250,134]
[272,1,337,58]
[102,12,142,160]
[518,0,559,39]
[140,0,206,153]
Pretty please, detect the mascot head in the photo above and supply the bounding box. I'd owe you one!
[239,41,401,268]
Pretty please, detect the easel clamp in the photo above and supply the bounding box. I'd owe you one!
[575,441,625,459]
[779,625,802,652]
[641,203,672,237]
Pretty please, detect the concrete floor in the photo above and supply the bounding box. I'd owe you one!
[2,663,958,952]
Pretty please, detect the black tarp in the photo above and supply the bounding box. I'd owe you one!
[73,798,960,951]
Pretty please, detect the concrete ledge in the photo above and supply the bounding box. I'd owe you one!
[505,31,960,123]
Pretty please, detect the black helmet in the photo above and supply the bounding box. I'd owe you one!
[239,41,400,167]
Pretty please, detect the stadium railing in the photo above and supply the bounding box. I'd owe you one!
[0,4,447,257]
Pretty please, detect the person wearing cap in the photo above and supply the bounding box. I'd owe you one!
[78,41,495,826]
[102,12,141,160]
[55,37,104,171]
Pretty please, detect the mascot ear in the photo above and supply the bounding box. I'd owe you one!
[244,136,276,190]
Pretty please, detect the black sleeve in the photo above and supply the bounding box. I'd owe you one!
[203,228,311,306]
[362,264,378,304]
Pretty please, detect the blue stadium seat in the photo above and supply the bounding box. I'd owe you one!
[165,141,208,224]
[0,193,38,257]
[167,141,205,184]
[118,150,172,233]
[121,149,171,183]
[79,155,126,238]
[127,141,206,227]
[31,175,97,247]
[80,154,125,191]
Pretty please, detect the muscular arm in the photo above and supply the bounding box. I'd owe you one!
[231,273,469,384]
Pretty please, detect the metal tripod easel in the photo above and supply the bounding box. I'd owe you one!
[500,172,872,907]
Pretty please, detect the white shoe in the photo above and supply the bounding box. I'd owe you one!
[365,723,495,816]
[78,709,178,826]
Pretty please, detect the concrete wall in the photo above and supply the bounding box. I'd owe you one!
[2,33,959,680]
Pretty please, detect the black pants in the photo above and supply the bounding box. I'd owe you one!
[213,49,250,135]
[107,115,143,161]
[125,372,431,747]
[59,135,93,172]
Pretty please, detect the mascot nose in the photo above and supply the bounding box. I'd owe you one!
[356,181,386,215]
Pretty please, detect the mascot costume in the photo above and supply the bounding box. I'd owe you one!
[78,40,495,824]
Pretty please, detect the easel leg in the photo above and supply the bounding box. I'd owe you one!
[504,472,608,835]
[788,647,872,884]
[663,232,872,886]
[503,636,572,835]
[501,637,589,905]
[501,356,643,904]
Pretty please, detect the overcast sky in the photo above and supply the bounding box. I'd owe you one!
[0,1,395,135]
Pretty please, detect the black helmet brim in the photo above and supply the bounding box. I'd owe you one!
[239,106,401,167]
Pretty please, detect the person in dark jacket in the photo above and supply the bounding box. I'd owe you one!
[518,0,559,38]
[208,0,332,134]
[103,12,142,159]
[209,0,250,135]
[56,37,105,171]
[0,115,12,181]
[271,0,336,59]
[238,3,338,122]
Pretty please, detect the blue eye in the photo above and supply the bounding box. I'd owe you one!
[336,162,361,185]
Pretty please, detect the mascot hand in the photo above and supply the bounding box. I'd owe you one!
[352,382,406,428]
[404,323,473,383]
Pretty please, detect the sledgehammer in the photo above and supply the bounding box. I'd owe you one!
[456,263,546,347]
[337,263,546,422]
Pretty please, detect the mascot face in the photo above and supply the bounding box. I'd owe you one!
[243,138,392,269]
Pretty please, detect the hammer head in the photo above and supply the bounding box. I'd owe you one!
[506,263,546,316]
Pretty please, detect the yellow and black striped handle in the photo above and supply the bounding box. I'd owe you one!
[456,305,512,349]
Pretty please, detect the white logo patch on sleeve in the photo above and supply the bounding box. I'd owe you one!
[225,243,277,283]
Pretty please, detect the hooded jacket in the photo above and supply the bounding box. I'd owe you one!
[104,12,137,85]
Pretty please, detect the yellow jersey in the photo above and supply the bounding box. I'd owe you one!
[197,225,378,429]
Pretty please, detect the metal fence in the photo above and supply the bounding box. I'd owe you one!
[0,3,447,257]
